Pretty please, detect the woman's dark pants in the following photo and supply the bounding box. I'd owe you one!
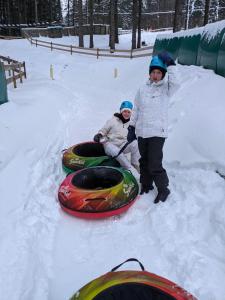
[138,137,169,191]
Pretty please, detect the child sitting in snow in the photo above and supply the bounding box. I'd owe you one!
[93,101,140,176]
[127,52,179,203]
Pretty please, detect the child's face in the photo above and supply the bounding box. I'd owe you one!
[121,110,131,120]
[150,69,163,82]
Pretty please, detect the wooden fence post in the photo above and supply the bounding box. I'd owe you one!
[23,62,27,79]
[51,42,53,51]
[70,45,72,55]
[130,49,133,59]
[19,64,23,83]
[97,48,99,59]
[12,69,17,88]
[36,39,37,47]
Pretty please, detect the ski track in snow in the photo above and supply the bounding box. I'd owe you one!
[50,167,225,300]
[0,77,82,299]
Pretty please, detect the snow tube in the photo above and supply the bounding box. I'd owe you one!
[62,142,120,174]
[58,166,139,219]
[70,258,197,300]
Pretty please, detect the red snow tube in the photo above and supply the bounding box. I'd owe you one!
[70,258,197,300]
[58,166,139,219]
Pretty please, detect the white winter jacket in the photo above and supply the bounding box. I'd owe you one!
[98,114,129,147]
[130,66,179,138]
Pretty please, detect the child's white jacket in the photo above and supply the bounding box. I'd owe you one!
[98,115,129,147]
[130,66,179,138]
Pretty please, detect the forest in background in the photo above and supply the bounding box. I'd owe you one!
[1,0,225,30]
[1,1,225,49]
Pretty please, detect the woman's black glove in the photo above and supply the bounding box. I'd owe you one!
[93,133,103,143]
[158,51,176,66]
[127,126,136,143]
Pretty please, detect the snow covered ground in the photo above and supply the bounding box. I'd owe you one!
[0,32,225,300]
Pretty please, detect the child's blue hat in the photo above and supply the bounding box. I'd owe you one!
[120,101,133,112]
[149,56,167,74]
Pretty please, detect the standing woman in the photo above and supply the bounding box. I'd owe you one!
[127,52,179,203]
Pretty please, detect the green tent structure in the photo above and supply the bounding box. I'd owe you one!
[0,62,8,105]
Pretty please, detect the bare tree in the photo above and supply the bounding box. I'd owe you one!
[109,0,115,50]
[49,0,53,24]
[173,0,185,32]
[115,0,119,44]
[72,0,75,26]
[204,0,211,25]
[67,0,70,25]
[137,0,142,48]
[78,0,84,47]
[89,0,94,48]
[132,0,138,49]
[34,0,38,24]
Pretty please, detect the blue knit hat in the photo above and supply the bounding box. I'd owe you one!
[120,101,133,112]
[149,56,167,76]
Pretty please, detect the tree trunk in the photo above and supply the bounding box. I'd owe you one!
[109,0,115,50]
[184,0,190,30]
[173,0,184,32]
[204,0,211,25]
[115,0,119,44]
[67,0,70,26]
[49,0,53,25]
[78,0,84,47]
[137,0,142,48]
[34,0,38,24]
[89,0,94,48]
[132,0,138,49]
[72,0,76,26]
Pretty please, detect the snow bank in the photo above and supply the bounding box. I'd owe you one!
[157,27,204,40]
[156,19,225,41]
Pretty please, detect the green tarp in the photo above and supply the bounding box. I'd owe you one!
[216,32,225,77]
[153,36,183,60]
[0,62,8,105]
[153,20,225,78]
[166,36,183,60]
[178,34,201,65]
[153,38,169,55]
[197,22,225,71]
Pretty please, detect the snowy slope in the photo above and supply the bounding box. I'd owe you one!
[0,33,225,300]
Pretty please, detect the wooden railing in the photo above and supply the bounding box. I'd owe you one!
[23,31,153,59]
[0,55,26,88]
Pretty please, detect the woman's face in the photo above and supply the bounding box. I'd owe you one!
[121,109,131,120]
[150,69,163,82]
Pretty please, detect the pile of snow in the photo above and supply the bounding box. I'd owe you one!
[156,19,225,41]
[0,33,225,300]
[157,26,203,40]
